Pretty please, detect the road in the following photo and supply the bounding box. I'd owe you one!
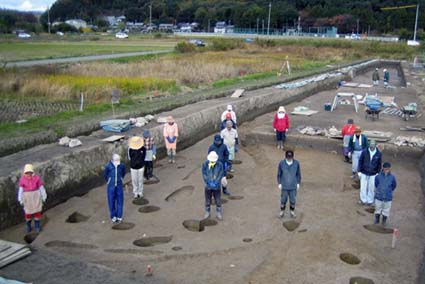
[4,49,172,68]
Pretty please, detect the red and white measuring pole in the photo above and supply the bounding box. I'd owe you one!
[391,228,399,249]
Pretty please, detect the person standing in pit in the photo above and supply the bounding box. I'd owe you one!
[273,106,290,150]
[202,151,224,221]
[277,150,301,218]
[163,116,179,163]
[208,134,230,195]
[18,164,47,233]
[221,104,237,124]
[220,112,236,130]
[221,120,239,173]
[341,119,357,162]
[142,130,156,180]
[128,136,146,199]
[348,127,369,178]
[104,154,126,223]
[374,162,397,226]
[358,140,382,206]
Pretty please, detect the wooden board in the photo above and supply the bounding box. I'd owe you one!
[358,84,373,88]
[343,82,359,87]
[101,135,125,143]
[0,240,31,269]
[230,88,245,98]
[291,110,319,116]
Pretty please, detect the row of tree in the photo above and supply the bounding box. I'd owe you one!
[1,0,424,37]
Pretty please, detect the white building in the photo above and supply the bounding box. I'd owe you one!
[214,21,234,34]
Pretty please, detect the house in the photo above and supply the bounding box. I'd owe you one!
[65,19,87,29]
[104,16,126,27]
[214,21,234,34]
[159,24,175,32]
[127,22,145,31]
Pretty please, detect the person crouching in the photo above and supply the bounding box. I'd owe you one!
[18,164,47,233]
[202,151,224,221]
[104,154,126,223]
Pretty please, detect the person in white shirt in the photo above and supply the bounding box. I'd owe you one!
[220,121,238,173]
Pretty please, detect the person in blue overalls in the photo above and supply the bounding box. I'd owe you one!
[104,153,126,224]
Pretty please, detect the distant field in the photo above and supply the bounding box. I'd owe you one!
[0,40,176,62]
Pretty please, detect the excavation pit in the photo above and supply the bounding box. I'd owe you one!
[165,185,195,202]
[112,222,135,230]
[243,238,253,243]
[283,220,301,232]
[138,206,160,213]
[182,220,205,232]
[349,277,375,284]
[45,240,98,249]
[172,246,183,251]
[66,211,89,223]
[363,224,393,234]
[132,198,149,206]
[24,232,38,244]
[228,195,244,200]
[339,253,361,265]
[133,236,173,247]
[200,219,218,227]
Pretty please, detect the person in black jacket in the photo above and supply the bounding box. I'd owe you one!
[208,134,230,195]
[128,136,146,199]
[358,140,382,205]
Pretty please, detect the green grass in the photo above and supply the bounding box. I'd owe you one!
[213,71,277,88]
[0,40,175,62]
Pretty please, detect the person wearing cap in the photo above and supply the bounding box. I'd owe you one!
[341,119,357,162]
[208,134,230,195]
[374,162,397,226]
[220,112,236,130]
[221,104,237,124]
[18,164,47,233]
[128,136,146,198]
[273,106,290,150]
[277,150,301,218]
[372,68,380,86]
[202,151,225,220]
[383,69,390,87]
[358,140,382,205]
[142,130,156,180]
[104,154,126,223]
[348,127,369,177]
[221,120,239,173]
[163,116,179,163]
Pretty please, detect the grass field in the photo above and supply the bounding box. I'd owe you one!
[0,40,176,62]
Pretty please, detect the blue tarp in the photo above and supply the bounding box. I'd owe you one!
[100,119,132,133]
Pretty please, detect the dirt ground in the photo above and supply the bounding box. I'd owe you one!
[1,66,425,284]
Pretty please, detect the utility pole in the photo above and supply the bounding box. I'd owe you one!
[208,19,210,33]
[267,2,271,36]
[414,2,420,41]
[256,17,259,34]
[47,5,51,34]
[262,19,264,34]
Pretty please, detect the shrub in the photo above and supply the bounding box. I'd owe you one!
[209,38,245,51]
[175,41,196,53]
[255,38,276,47]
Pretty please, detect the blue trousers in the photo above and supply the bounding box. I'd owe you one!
[107,185,123,219]
[205,188,222,213]
[281,189,296,210]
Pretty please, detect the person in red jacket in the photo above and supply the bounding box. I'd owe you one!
[341,118,357,162]
[273,106,290,149]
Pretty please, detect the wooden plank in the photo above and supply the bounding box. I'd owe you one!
[101,135,125,143]
[230,88,245,98]
[358,84,373,88]
[343,82,359,87]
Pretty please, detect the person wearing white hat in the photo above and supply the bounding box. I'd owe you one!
[273,106,290,150]
[383,69,390,87]
[202,151,225,220]
[221,104,237,124]
[18,164,47,233]
[358,140,382,206]
[128,136,146,199]
[163,116,179,163]
[104,154,126,223]
[372,68,380,86]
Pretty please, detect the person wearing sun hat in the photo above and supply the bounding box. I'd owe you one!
[104,153,126,223]
[18,164,47,233]
[221,104,237,124]
[348,126,369,177]
[358,139,382,206]
[128,136,146,199]
[374,162,397,226]
[273,106,290,150]
[163,115,179,163]
[202,151,225,220]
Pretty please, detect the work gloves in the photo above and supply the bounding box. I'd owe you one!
[166,136,177,143]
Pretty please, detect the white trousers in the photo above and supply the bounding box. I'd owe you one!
[374,200,392,217]
[131,167,144,197]
[360,174,375,204]
[351,150,362,173]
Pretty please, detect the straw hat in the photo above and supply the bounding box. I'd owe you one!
[278,106,286,113]
[167,116,174,123]
[207,151,218,162]
[128,136,144,150]
[23,164,34,174]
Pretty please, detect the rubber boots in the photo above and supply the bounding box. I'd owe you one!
[374,214,380,225]
[382,216,388,226]
[222,186,230,196]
